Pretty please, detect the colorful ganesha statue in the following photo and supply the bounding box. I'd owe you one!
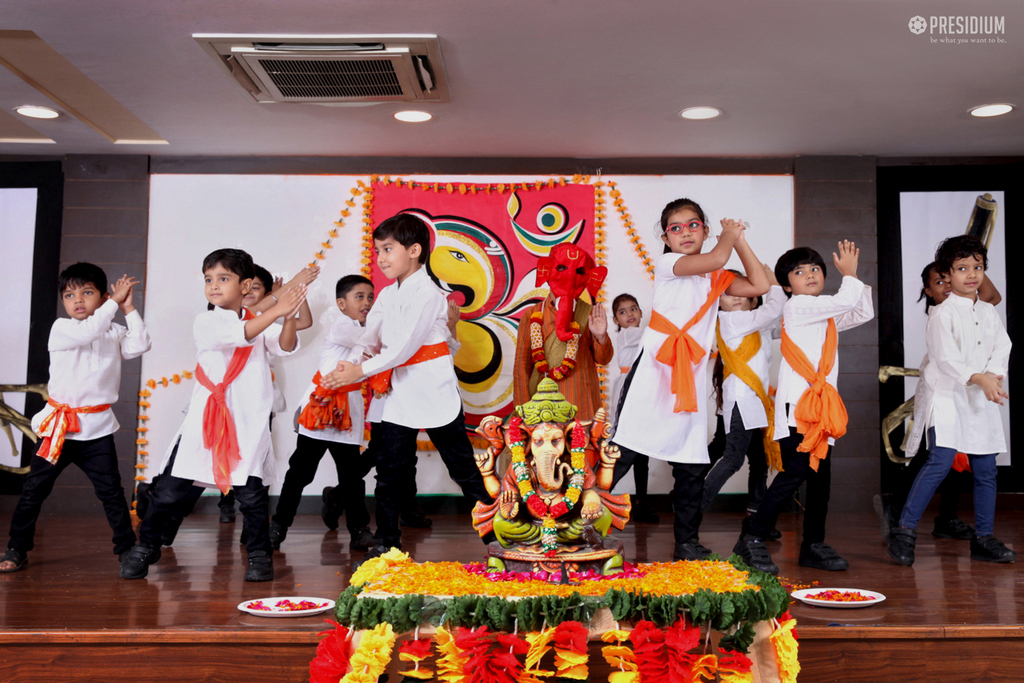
[472,379,631,575]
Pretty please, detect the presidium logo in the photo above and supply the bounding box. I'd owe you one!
[909,14,1006,43]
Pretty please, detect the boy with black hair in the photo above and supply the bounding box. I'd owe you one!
[121,248,305,581]
[323,213,492,559]
[271,274,377,551]
[734,241,873,575]
[1,263,150,574]
[888,235,1014,565]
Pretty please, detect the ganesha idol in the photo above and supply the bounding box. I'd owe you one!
[471,379,631,575]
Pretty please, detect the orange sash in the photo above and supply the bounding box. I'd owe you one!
[619,366,631,374]
[195,307,255,494]
[367,342,450,394]
[298,371,363,433]
[649,269,737,413]
[780,318,847,471]
[36,398,111,464]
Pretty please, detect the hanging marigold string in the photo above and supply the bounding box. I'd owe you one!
[593,180,610,408]
[606,180,653,280]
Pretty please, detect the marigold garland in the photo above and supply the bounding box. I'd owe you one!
[342,622,397,683]
[398,637,435,679]
[520,628,556,682]
[529,313,580,380]
[769,613,800,683]
[601,629,640,683]
[606,180,653,279]
[552,621,589,679]
[435,624,470,683]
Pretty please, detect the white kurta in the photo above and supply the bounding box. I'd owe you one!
[718,285,786,433]
[359,267,462,430]
[610,325,644,425]
[921,294,1011,454]
[296,314,367,445]
[32,299,152,440]
[613,253,723,463]
[774,276,874,443]
[164,306,298,487]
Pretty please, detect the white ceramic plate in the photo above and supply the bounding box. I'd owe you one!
[237,596,335,618]
[790,588,886,609]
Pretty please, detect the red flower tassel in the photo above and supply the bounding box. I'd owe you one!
[308,620,351,683]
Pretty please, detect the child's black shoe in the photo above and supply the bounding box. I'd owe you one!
[219,509,236,524]
[245,550,274,582]
[350,527,376,550]
[0,548,28,573]
[970,534,1016,563]
[733,535,778,575]
[321,487,342,531]
[799,542,849,571]
[364,544,397,560]
[269,521,287,550]
[400,509,433,528]
[674,540,712,561]
[120,545,161,580]
[933,516,974,540]
[887,527,916,566]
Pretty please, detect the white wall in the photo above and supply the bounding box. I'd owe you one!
[144,174,794,497]
[0,188,38,468]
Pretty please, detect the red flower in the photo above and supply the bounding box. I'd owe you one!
[718,648,753,674]
[550,501,569,518]
[398,637,433,659]
[553,621,589,653]
[630,620,669,682]
[308,620,351,683]
[527,496,548,517]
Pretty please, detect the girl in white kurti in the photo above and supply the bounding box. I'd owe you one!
[891,236,1014,565]
[701,280,786,512]
[611,198,769,561]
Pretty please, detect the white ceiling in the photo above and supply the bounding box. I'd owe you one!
[2,0,1022,158]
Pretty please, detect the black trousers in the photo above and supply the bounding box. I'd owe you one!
[327,425,421,515]
[746,427,832,547]
[273,434,373,532]
[139,440,272,555]
[611,445,706,546]
[374,410,491,548]
[7,435,135,555]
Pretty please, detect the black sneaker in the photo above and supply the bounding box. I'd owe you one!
[933,516,974,540]
[120,545,161,580]
[632,501,661,524]
[364,544,397,560]
[887,527,917,566]
[349,527,375,550]
[766,527,783,541]
[400,509,433,528]
[321,487,342,531]
[970,534,1016,563]
[219,508,236,524]
[733,535,778,575]
[674,540,713,561]
[269,522,287,550]
[799,542,849,571]
[245,550,274,582]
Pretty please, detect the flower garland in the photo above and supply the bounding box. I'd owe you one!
[309,620,352,683]
[131,370,193,508]
[398,637,434,680]
[341,622,397,683]
[529,313,580,380]
[506,416,587,555]
[768,612,800,683]
[552,621,589,679]
[593,181,610,408]
[601,629,639,683]
[606,180,653,280]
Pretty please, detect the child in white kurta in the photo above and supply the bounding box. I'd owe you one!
[701,283,786,512]
[611,200,768,562]
[3,266,150,574]
[891,236,1014,565]
[125,248,304,582]
[736,243,873,575]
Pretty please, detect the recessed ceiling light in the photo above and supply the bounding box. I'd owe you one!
[14,105,60,119]
[679,106,722,120]
[394,110,432,123]
[969,103,1014,118]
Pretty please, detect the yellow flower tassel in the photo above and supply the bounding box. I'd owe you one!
[341,623,397,683]
[435,625,470,683]
[601,630,639,683]
[769,617,800,683]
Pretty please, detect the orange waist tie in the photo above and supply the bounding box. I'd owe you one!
[368,341,451,395]
[780,318,847,471]
[648,269,736,413]
[298,371,363,433]
[619,366,631,374]
[36,398,111,465]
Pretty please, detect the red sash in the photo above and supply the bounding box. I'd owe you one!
[36,398,111,464]
[648,269,737,413]
[298,371,363,432]
[195,308,255,494]
[780,318,847,471]
[367,342,451,394]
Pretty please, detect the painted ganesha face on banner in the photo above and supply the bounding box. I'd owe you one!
[370,181,596,430]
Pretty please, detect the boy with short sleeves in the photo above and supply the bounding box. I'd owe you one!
[323,213,492,558]
[121,248,305,581]
[1,263,150,574]
[734,241,873,575]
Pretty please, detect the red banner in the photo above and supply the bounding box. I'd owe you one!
[370,181,595,428]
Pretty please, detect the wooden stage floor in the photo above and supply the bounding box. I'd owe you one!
[2,507,1022,682]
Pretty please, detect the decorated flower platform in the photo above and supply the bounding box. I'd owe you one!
[310,550,799,683]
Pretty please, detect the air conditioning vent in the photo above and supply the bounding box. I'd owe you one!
[194,34,450,105]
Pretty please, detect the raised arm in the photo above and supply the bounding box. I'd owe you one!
[724,231,770,298]
[671,219,745,276]
[48,299,119,351]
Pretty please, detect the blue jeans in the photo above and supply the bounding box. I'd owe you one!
[899,428,997,536]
